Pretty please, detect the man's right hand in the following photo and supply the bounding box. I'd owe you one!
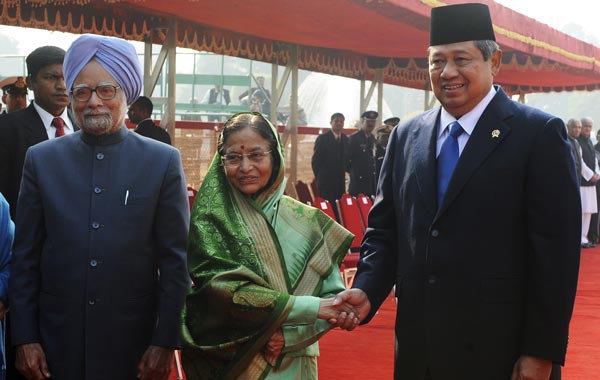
[328,288,371,331]
[15,343,51,380]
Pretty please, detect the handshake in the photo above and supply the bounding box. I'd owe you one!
[318,288,372,331]
[264,288,372,363]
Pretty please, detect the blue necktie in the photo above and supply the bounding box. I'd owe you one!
[437,121,464,206]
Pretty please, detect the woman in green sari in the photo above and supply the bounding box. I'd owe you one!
[182,112,355,380]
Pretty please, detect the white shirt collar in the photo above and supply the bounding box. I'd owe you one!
[438,86,497,138]
[33,101,74,134]
[138,117,153,126]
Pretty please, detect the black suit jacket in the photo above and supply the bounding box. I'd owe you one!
[311,130,348,204]
[135,119,171,145]
[0,104,77,219]
[353,88,581,379]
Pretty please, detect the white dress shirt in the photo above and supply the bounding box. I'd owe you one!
[436,86,497,157]
[34,101,75,139]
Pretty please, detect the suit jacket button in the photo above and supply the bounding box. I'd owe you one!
[431,229,439,237]
[94,187,102,194]
[88,299,96,305]
[91,222,100,229]
[427,275,437,285]
[90,259,98,267]
[96,153,105,160]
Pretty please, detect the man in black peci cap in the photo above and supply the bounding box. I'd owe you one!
[332,3,580,380]
[1,76,28,113]
[346,110,378,197]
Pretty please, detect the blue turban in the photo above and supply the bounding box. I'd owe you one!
[64,34,142,105]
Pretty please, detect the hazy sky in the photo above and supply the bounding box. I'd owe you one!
[0,1,598,56]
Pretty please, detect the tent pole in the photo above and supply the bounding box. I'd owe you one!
[360,78,366,119]
[163,20,177,144]
[271,64,278,124]
[143,37,152,96]
[290,45,299,183]
[376,69,383,126]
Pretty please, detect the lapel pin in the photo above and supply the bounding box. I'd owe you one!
[492,129,500,138]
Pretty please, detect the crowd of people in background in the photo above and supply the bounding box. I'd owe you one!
[312,110,400,210]
[566,117,600,248]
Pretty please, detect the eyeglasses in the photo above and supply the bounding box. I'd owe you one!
[221,150,272,167]
[71,84,121,102]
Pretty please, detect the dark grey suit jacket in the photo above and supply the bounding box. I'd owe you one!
[353,87,581,379]
[9,127,190,380]
[311,129,348,204]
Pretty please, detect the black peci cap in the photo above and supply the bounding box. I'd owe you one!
[430,3,495,46]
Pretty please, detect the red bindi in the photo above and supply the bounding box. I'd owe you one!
[240,145,245,149]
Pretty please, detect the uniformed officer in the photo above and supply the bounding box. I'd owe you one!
[0,76,28,113]
[346,110,378,197]
[375,117,399,181]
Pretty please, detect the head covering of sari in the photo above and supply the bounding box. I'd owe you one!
[182,113,352,380]
[63,34,142,105]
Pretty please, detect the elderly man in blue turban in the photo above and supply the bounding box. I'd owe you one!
[9,34,190,380]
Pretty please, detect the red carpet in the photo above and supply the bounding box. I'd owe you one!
[318,293,396,379]
[318,248,600,380]
[563,247,600,379]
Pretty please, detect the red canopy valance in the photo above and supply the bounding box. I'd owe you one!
[3,0,600,94]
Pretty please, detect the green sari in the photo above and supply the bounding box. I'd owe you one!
[181,119,353,380]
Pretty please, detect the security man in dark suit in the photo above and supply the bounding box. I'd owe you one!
[346,110,378,197]
[332,4,580,380]
[128,96,171,145]
[312,112,348,216]
[0,46,76,220]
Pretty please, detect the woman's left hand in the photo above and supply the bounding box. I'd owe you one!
[264,328,285,365]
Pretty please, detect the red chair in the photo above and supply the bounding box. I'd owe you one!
[336,193,365,287]
[295,180,313,204]
[356,193,373,229]
[312,197,337,221]
[187,186,198,211]
[337,194,366,247]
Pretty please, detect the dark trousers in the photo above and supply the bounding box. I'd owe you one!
[424,368,432,380]
[589,182,600,243]
[5,314,26,380]
[589,212,598,243]
[421,364,560,380]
